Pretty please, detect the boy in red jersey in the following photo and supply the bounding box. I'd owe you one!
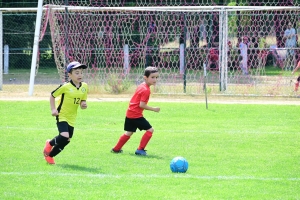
[111,66,160,156]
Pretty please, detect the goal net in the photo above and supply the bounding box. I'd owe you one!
[39,3,300,96]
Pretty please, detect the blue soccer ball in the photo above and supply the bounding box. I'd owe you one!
[170,156,188,173]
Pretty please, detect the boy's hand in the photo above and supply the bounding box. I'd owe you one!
[80,101,87,109]
[51,109,59,116]
[153,107,160,112]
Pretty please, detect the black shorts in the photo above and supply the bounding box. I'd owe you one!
[57,121,74,138]
[124,117,152,132]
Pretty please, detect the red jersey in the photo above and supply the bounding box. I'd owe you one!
[126,82,150,118]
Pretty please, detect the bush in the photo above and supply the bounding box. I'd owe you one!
[105,73,132,94]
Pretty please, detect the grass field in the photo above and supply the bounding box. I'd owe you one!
[0,100,299,199]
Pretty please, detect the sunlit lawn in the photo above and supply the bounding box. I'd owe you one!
[0,100,299,199]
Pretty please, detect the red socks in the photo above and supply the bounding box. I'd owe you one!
[113,131,153,151]
[138,131,153,150]
[113,134,130,151]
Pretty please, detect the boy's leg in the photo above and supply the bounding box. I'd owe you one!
[137,131,153,150]
[43,122,73,164]
[112,118,135,153]
[44,156,55,164]
[49,140,70,157]
[43,139,53,156]
[44,135,69,164]
[295,76,300,91]
[256,57,262,76]
[112,133,131,152]
[292,54,296,71]
[284,52,289,70]
[49,134,69,147]
[240,56,248,75]
[295,82,299,91]
[44,138,55,164]
[135,118,153,155]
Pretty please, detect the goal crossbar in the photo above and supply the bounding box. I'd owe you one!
[1,6,299,13]
[48,5,300,12]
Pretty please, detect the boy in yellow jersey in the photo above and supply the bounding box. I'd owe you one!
[43,61,88,164]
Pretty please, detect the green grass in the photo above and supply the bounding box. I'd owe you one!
[264,65,287,76]
[0,101,299,199]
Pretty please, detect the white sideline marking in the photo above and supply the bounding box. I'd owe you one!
[1,172,299,181]
[0,126,291,135]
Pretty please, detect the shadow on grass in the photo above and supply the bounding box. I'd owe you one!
[128,153,164,160]
[57,164,101,173]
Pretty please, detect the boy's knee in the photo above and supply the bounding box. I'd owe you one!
[147,128,154,133]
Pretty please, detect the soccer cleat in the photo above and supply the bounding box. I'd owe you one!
[44,156,55,164]
[111,148,123,153]
[135,149,147,156]
[43,139,52,156]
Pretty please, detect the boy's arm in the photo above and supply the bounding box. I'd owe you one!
[50,95,59,116]
[292,61,300,74]
[291,28,296,37]
[284,29,296,39]
[80,83,88,109]
[283,33,287,39]
[140,101,160,112]
[283,30,289,39]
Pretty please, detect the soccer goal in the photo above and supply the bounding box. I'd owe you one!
[31,1,300,96]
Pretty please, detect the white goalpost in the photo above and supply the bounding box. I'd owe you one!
[0,11,2,91]
[29,0,44,96]
[0,5,46,94]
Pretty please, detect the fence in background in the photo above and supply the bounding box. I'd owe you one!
[1,3,300,97]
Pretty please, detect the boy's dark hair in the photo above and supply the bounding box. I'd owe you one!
[144,66,158,77]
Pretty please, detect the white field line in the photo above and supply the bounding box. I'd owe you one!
[1,172,299,181]
[0,125,289,135]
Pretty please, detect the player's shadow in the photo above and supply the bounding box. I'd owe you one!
[57,164,101,173]
[129,153,164,159]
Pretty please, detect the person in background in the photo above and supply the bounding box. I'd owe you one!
[257,32,268,75]
[283,23,297,71]
[199,16,207,44]
[250,32,259,69]
[239,36,249,75]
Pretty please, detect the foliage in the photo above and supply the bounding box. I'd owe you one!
[0,0,37,8]
[104,73,132,94]
[3,12,55,69]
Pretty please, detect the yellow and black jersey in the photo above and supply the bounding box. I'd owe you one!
[51,80,88,126]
